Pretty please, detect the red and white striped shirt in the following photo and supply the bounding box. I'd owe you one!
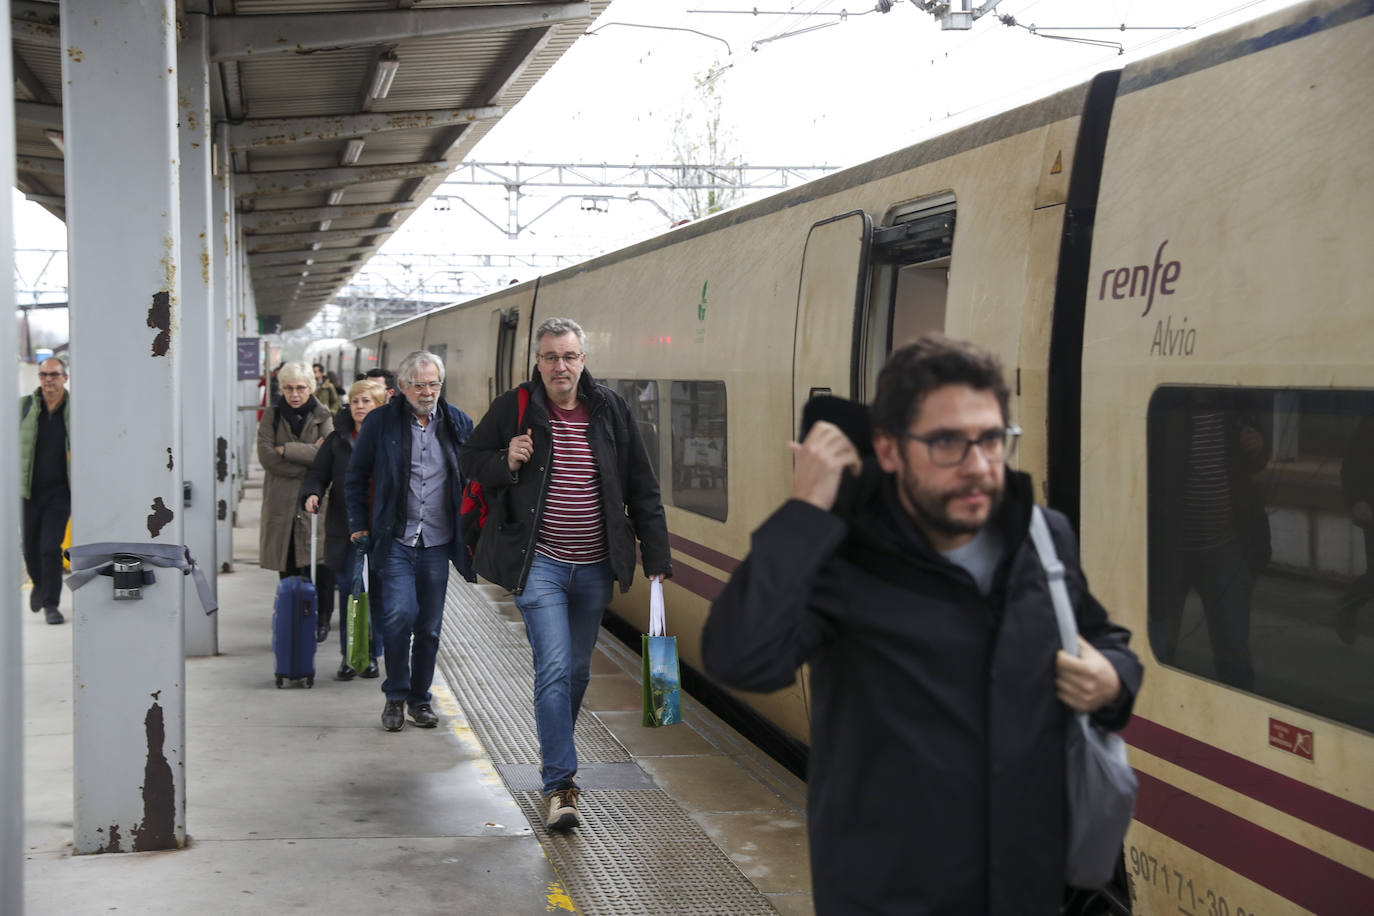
[535,401,607,564]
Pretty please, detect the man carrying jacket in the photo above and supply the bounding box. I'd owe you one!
[21,356,72,625]
[702,335,1141,915]
[345,350,474,733]
[461,317,671,832]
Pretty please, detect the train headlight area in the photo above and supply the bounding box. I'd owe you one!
[18,478,809,912]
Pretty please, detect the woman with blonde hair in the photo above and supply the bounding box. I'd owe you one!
[301,378,387,679]
[257,362,334,618]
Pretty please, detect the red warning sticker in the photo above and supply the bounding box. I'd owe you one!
[1268,718,1314,760]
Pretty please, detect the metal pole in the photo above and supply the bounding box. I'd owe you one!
[62,0,186,854]
[0,11,26,910]
[180,12,218,656]
[214,125,235,571]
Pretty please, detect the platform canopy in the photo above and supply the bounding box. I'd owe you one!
[11,0,606,331]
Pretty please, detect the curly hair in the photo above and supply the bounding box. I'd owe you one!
[870,334,1010,433]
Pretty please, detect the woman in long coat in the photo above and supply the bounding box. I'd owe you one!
[257,361,334,595]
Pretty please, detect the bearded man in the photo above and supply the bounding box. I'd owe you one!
[703,334,1141,915]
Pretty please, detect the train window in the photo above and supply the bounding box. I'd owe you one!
[601,379,661,482]
[670,381,727,522]
[861,194,955,399]
[1147,387,1374,732]
[428,343,448,401]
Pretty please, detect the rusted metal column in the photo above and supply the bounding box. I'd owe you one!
[61,0,186,854]
[1,14,25,911]
[213,125,236,572]
[180,12,218,657]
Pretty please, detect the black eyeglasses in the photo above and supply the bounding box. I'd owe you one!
[898,426,1021,467]
[38,371,66,379]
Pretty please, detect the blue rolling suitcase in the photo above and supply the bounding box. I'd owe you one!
[272,513,318,688]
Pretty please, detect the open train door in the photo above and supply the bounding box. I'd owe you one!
[487,307,520,403]
[793,210,873,436]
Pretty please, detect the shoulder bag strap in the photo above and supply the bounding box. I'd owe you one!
[1028,505,1080,656]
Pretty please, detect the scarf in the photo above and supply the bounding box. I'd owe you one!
[277,394,317,439]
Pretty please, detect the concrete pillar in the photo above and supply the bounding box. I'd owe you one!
[62,0,186,854]
[213,126,235,572]
[179,13,218,656]
[0,15,25,911]
[237,234,259,487]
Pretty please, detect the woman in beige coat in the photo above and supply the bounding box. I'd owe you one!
[257,362,334,599]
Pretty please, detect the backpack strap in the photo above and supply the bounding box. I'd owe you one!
[516,385,530,429]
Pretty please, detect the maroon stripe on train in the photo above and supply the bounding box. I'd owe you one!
[668,533,740,575]
[664,558,725,603]
[1133,771,1374,915]
[1124,715,1374,853]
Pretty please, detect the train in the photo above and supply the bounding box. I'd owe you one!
[315,2,1374,912]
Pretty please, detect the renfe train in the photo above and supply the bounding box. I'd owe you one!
[322,2,1374,911]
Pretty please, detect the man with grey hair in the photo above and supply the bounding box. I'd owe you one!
[21,356,72,624]
[461,317,671,831]
[345,350,475,732]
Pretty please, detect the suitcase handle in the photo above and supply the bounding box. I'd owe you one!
[309,511,318,582]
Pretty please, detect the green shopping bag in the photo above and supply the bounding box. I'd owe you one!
[345,551,371,673]
[641,579,682,727]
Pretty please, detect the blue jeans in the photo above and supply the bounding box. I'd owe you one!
[378,541,451,707]
[337,549,383,664]
[513,554,614,794]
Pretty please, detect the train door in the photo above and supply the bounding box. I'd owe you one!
[793,211,872,435]
[488,307,519,403]
[855,193,956,400]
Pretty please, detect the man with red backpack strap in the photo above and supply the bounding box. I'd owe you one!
[461,317,671,832]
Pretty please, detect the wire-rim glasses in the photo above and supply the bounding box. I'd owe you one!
[898,425,1021,467]
[537,352,584,366]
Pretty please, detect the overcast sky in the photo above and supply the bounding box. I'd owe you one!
[12,0,1305,309]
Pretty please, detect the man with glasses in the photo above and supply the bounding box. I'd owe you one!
[461,317,671,832]
[21,357,72,624]
[345,350,474,732]
[703,335,1140,915]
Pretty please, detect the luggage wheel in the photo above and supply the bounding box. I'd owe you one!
[275,677,284,688]
[305,676,315,688]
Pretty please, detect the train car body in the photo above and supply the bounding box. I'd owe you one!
[348,2,1373,911]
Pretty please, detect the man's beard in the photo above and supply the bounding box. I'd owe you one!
[896,457,1003,539]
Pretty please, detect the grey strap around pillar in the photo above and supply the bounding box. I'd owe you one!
[65,543,219,615]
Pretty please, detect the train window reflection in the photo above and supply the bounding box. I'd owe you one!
[602,378,661,482]
[1147,387,1374,732]
[670,381,727,521]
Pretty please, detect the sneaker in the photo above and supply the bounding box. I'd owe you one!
[409,703,439,728]
[381,700,405,732]
[44,606,64,625]
[30,589,42,612]
[545,786,581,832]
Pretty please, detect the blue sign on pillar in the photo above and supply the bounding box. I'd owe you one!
[237,337,261,380]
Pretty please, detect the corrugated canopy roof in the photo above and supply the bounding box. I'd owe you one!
[11,0,608,330]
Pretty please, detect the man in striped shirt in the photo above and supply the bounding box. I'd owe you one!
[461,317,672,832]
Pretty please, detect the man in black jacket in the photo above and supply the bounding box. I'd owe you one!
[702,335,1141,915]
[460,317,671,832]
[345,351,474,733]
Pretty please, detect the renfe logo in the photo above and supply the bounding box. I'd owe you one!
[1097,240,1181,317]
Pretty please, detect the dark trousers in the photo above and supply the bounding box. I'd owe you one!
[23,485,70,609]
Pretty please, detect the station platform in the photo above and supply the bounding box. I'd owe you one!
[21,478,813,914]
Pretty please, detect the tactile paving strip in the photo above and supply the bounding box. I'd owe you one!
[437,578,779,915]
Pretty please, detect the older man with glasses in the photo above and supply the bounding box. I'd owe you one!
[345,350,475,733]
[461,317,671,832]
[703,335,1141,915]
[20,357,72,624]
